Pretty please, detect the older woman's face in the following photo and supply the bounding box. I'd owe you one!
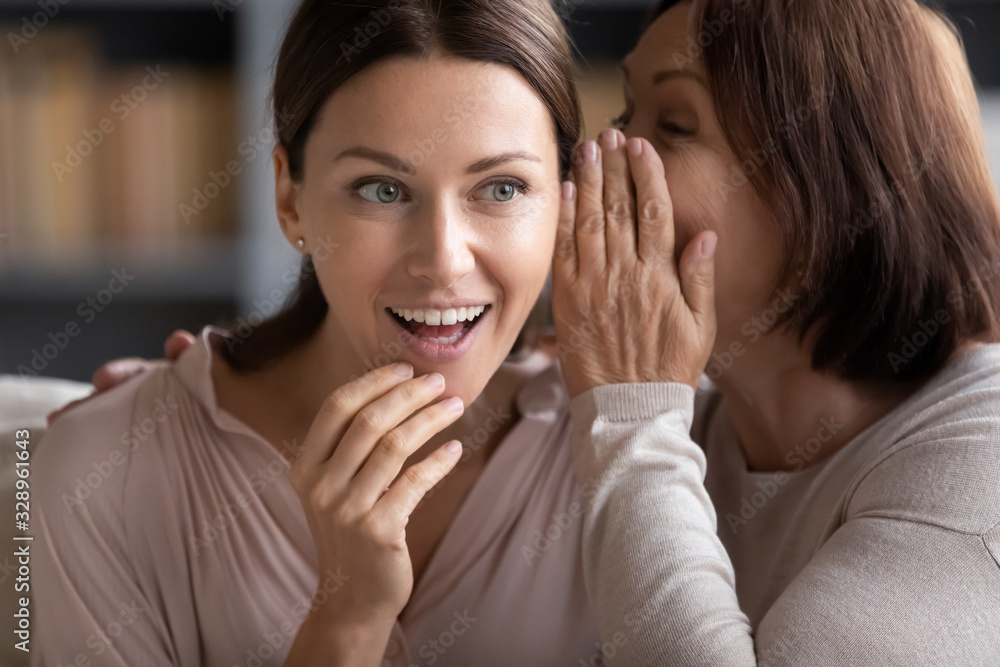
[281,57,561,405]
[621,3,788,363]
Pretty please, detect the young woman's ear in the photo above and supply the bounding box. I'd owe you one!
[273,144,307,252]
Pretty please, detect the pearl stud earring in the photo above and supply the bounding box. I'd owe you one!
[296,238,305,250]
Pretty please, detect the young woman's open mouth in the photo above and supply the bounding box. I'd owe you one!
[387,304,492,362]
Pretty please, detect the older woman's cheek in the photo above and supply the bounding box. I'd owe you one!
[661,149,721,262]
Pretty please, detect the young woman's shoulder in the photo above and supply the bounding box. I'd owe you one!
[34,360,200,520]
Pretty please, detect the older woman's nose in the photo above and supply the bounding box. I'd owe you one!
[405,201,476,288]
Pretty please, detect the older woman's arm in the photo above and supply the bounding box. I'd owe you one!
[569,382,757,666]
[570,379,1000,666]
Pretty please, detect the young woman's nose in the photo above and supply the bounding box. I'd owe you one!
[405,200,476,288]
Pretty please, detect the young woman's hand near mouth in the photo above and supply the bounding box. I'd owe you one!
[283,362,465,666]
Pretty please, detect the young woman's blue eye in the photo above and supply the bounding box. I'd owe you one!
[358,181,401,203]
[478,180,526,202]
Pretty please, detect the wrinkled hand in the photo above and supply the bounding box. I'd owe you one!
[46,329,197,424]
[552,131,717,398]
[289,364,464,630]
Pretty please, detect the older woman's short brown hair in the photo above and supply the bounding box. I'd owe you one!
[649,0,1000,382]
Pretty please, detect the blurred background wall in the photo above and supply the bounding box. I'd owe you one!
[0,0,998,382]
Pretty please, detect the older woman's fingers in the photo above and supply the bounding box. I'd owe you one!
[554,180,578,281]
[679,231,718,333]
[164,330,196,361]
[600,129,637,266]
[626,138,675,264]
[46,394,95,425]
[572,140,607,274]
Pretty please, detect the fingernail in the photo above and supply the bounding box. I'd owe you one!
[599,128,618,151]
[443,397,464,412]
[561,181,576,201]
[582,141,598,164]
[393,362,413,377]
[445,440,463,454]
[423,373,445,388]
[627,138,643,157]
[700,233,718,259]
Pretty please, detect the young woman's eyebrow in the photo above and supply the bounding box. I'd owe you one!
[466,151,542,174]
[333,146,541,176]
[334,146,415,174]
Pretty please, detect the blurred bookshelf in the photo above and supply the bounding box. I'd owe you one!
[0,0,248,380]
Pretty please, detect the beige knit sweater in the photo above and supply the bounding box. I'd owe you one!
[569,343,1000,665]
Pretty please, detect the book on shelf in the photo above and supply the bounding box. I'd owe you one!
[0,26,238,268]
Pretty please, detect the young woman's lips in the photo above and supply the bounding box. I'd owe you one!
[387,306,491,363]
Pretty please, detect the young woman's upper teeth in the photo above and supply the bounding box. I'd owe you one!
[391,306,485,325]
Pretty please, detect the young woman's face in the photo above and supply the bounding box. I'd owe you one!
[620,3,787,360]
[277,57,561,404]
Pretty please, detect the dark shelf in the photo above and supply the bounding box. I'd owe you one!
[0,2,234,66]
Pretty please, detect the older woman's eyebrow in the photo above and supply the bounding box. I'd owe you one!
[334,146,415,174]
[621,62,707,88]
[467,151,542,174]
[653,69,708,87]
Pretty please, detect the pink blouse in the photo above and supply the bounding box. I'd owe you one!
[32,327,600,666]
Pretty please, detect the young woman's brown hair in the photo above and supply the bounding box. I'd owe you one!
[648,0,1000,382]
[223,0,582,371]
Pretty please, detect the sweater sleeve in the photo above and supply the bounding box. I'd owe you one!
[569,383,1000,666]
[570,382,756,666]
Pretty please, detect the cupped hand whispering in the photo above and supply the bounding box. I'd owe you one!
[552,129,718,398]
